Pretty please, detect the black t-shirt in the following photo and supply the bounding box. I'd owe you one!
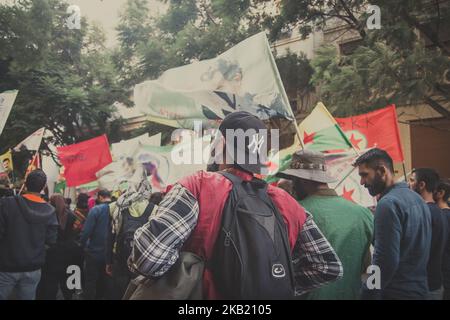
[427,202,448,290]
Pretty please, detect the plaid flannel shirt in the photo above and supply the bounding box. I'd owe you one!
[129,183,343,294]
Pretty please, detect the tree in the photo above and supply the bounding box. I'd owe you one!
[0,0,128,155]
[266,0,450,118]
[276,50,315,114]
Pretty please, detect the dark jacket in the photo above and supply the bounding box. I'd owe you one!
[362,182,432,300]
[0,195,58,272]
[442,208,450,289]
[427,202,448,291]
[80,202,111,263]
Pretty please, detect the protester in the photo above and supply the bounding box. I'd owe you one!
[276,178,295,197]
[355,149,432,299]
[80,189,112,300]
[409,168,448,300]
[37,194,78,300]
[65,197,72,210]
[148,191,164,206]
[106,177,154,300]
[88,196,96,210]
[0,169,58,300]
[73,193,89,236]
[129,111,343,299]
[434,180,450,300]
[279,149,374,300]
[0,176,13,198]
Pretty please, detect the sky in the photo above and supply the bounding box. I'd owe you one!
[70,0,166,47]
[1,0,167,48]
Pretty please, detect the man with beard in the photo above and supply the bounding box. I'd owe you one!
[409,168,447,300]
[355,148,432,299]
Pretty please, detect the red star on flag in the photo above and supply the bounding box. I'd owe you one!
[266,161,278,173]
[303,131,315,144]
[341,186,355,202]
[349,133,363,150]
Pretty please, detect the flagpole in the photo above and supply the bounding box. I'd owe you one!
[19,148,40,194]
[333,167,356,190]
[321,104,360,155]
[402,162,408,182]
[264,34,305,149]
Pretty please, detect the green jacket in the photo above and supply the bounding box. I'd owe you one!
[300,188,374,300]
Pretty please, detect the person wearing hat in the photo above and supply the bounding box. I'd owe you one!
[278,149,374,300]
[128,111,343,299]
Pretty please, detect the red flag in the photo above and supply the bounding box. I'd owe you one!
[336,105,404,162]
[57,135,112,187]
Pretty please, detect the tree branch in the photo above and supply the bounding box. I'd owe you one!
[424,95,450,119]
[400,10,450,56]
[337,0,366,38]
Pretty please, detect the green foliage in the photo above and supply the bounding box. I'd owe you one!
[273,0,450,117]
[0,0,128,154]
[276,51,315,112]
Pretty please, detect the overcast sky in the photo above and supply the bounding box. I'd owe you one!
[1,0,166,48]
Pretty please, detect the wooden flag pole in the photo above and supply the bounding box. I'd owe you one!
[402,162,408,182]
[19,149,40,194]
[293,119,305,149]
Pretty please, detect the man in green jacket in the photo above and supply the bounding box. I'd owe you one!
[279,149,374,300]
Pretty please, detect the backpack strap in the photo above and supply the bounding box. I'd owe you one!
[219,171,243,185]
[220,171,268,191]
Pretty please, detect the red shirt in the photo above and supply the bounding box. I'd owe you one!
[179,169,307,299]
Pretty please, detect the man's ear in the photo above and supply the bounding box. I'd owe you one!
[418,181,426,192]
[435,190,444,199]
[377,165,387,177]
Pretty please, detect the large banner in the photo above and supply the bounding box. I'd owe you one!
[97,134,211,191]
[0,90,18,137]
[57,135,113,187]
[14,127,45,152]
[336,105,404,162]
[299,102,353,152]
[325,150,376,207]
[134,32,294,129]
[111,132,161,161]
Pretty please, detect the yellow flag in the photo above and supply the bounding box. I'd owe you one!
[0,150,13,173]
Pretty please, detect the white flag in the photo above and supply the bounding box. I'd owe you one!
[0,90,18,137]
[14,127,45,152]
[134,32,294,128]
[111,132,162,161]
[326,150,376,207]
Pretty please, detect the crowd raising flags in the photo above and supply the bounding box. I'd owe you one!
[0,33,406,209]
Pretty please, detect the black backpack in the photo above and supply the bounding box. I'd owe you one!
[116,203,154,265]
[210,172,296,299]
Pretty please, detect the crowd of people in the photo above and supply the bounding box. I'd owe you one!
[0,111,449,300]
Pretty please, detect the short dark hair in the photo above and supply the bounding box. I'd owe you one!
[437,180,450,202]
[149,192,164,206]
[413,168,440,193]
[97,189,111,199]
[354,148,394,173]
[76,193,89,209]
[25,169,47,193]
